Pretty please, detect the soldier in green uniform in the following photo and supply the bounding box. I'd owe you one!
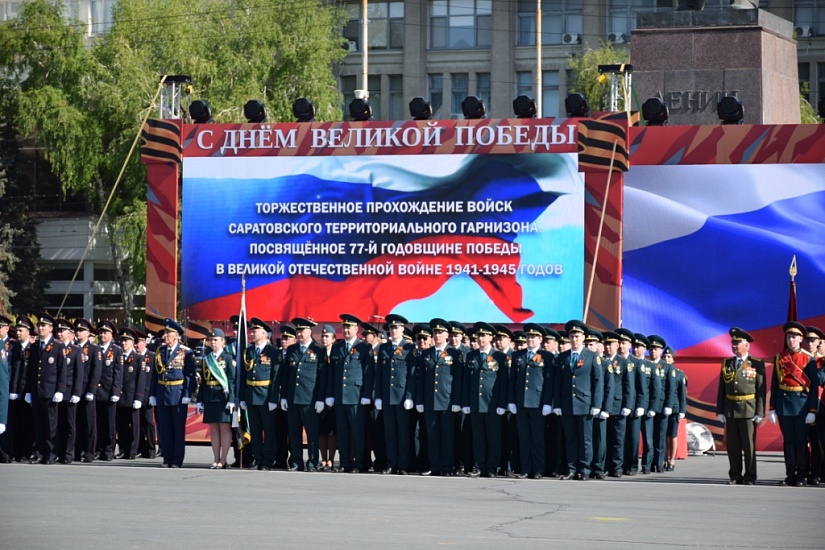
[716,328,765,485]
[665,347,686,472]
[239,318,280,470]
[196,328,236,469]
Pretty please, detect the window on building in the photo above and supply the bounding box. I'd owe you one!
[63,1,82,24]
[429,74,445,118]
[1,2,21,21]
[90,0,115,35]
[43,293,84,319]
[799,62,811,101]
[341,74,382,119]
[608,0,671,41]
[795,0,825,36]
[517,70,561,117]
[430,0,492,49]
[517,0,583,46]
[388,75,404,120]
[451,73,469,118]
[344,2,405,51]
[818,62,825,107]
[477,73,491,113]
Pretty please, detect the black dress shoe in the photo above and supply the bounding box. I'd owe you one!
[514,473,528,479]
[82,456,94,463]
[641,469,649,474]
[258,465,271,471]
[744,480,754,485]
[306,467,317,472]
[350,468,361,474]
[594,473,605,480]
[808,478,821,486]
[558,473,575,480]
[546,472,559,478]
[795,480,806,487]
[397,469,408,475]
[608,472,622,478]
[420,470,432,476]
[286,465,299,471]
[468,470,480,478]
[381,468,392,474]
[531,473,543,480]
[170,464,180,468]
[727,479,740,485]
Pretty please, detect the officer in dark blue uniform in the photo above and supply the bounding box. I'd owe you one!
[12,316,35,462]
[586,328,614,479]
[115,327,146,460]
[509,323,554,479]
[94,320,124,461]
[361,322,386,473]
[283,317,325,471]
[448,321,473,475]
[0,315,23,462]
[24,313,66,464]
[648,335,676,473]
[149,318,196,468]
[375,314,415,475]
[72,319,102,462]
[408,324,431,473]
[606,329,635,477]
[494,324,519,476]
[625,333,651,474]
[542,328,565,477]
[327,314,374,473]
[239,317,280,471]
[134,330,157,459]
[553,319,604,480]
[54,318,82,464]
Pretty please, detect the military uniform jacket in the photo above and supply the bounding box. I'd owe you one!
[59,342,84,399]
[415,346,463,411]
[329,339,374,405]
[26,337,66,399]
[375,341,415,406]
[0,345,9,424]
[553,348,603,415]
[2,337,23,398]
[597,354,616,412]
[605,355,635,415]
[77,341,103,397]
[140,350,155,398]
[463,348,508,413]
[769,350,818,416]
[284,341,325,406]
[647,359,667,413]
[674,368,687,415]
[96,342,124,400]
[631,356,651,411]
[509,349,552,409]
[119,351,147,406]
[241,343,280,406]
[150,343,196,406]
[11,341,31,396]
[715,355,765,419]
[197,349,236,405]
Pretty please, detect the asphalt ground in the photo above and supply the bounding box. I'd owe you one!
[2,447,823,549]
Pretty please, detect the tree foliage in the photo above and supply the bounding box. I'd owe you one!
[567,43,631,113]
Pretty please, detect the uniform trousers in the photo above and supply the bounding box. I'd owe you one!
[409,409,429,473]
[288,404,319,470]
[95,399,117,459]
[383,404,410,471]
[453,411,473,473]
[116,406,140,458]
[561,414,593,476]
[424,410,454,474]
[56,401,77,462]
[34,398,59,462]
[75,399,96,461]
[778,413,808,483]
[12,399,34,461]
[156,403,187,466]
[516,407,545,476]
[138,404,158,458]
[471,411,501,475]
[624,415,642,473]
[544,414,565,475]
[640,415,655,471]
[247,404,276,467]
[652,413,669,470]
[725,417,757,483]
[591,416,608,475]
[336,404,365,470]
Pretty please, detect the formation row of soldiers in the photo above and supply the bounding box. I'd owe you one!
[0,313,158,465]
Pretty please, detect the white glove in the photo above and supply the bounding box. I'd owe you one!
[805,412,816,425]
[769,411,777,424]
[85,393,94,401]
[508,403,517,414]
[621,408,631,417]
[52,392,64,403]
[599,410,609,420]
[646,410,655,418]
[280,399,288,411]
[325,397,335,407]
[542,404,552,416]
[403,399,413,410]
[9,393,18,401]
[196,403,204,415]
[635,407,644,417]
[496,407,505,416]
[267,402,277,411]
[451,405,461,413]
[111,395,120,403]
[181,396,191,405]
[416,404,424,413]
[374,399,383,411]
[752,415,762,424]
[315,401,324,414]
[553,408,562,416]
[360,398,371,406]
[133,400,142,409]
[678,413,685,420]
[664,407,673,416]
[590,407,600,417]
[717,413,726,424]
[70,395,80,404]
[226,403,235,414]
[149,396,157,407]
[462,407,471,415]
[239,400,247,410]
[24,393,32,404]
[0,424,5,435]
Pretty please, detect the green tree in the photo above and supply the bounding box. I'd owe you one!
[567,43,631,113]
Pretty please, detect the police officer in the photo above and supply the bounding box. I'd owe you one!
[375,314,415,475]
[648,335,675,473]
[553,320,603,480]
[769,321,819,486]
[71,319,102,462]
[93,320,124,461]
[239,317,280,471]
[54,318,82,464]
[463,322,508,478]
[327,314,374,473]
[115,327,146,460]
[149,318,196,468]
[415,319,462,476]
[24,313,65,464]
[274,323,295,470]
[0,315,23,462]
[134,330,157,459]
[606,329,635,478]
[542,328,565,477]
[283,318,325,472]
[509,323,553,479]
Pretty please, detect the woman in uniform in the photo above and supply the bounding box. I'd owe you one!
[197,329,236,469]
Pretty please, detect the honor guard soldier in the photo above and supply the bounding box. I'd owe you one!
[802,326,824,485]
[196,328,236,469]
[462,322,508,478]
[553,320,604,480]
[648,335,676,473]
[627,333,653,474]
[448,321,473,476]
[24,313,65,464]
[0,315,23,462]
[73,319,102,462]
[93,320,123,461]
[769,321,819,486]
[134,330,157,459]
[283,318,326,472]
[327,314,374,473]
[811,327,825,485]
[12,316,35,462]
[54,318,82,464]
[149,318,196,468]
[239,317,280,471]
[508,323,553,479]
[586,328,614,479]
[115,327,146,460]
[605,330,635,478]
[375,314,415,475]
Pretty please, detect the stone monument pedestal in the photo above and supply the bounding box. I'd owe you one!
[631,9,799,125]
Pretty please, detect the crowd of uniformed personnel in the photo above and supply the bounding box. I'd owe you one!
[1,313,823,486]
